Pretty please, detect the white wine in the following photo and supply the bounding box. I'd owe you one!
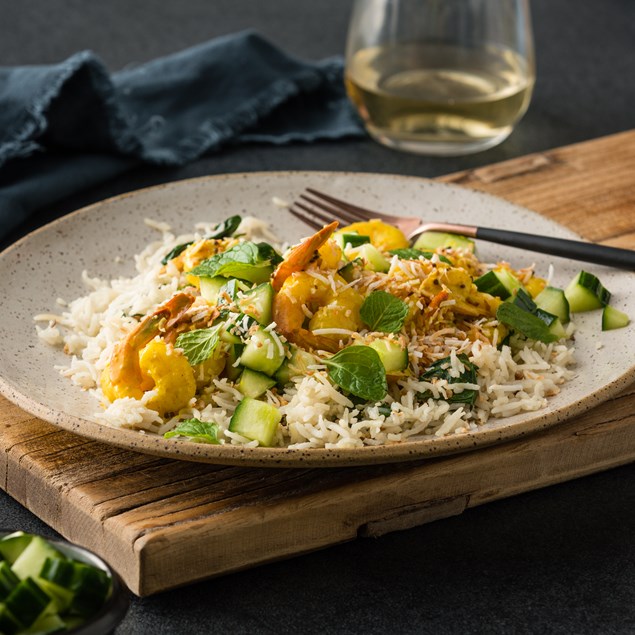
[345,43,534,155]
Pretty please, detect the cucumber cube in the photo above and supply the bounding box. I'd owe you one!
[229,397,282,446]
[238,282,274,325]
[199,276,229,304]
[350,244,390,272]
[564,271,611,312]
[534,286,570,323]
[413,231,475,252]
[0,562,19,601]
[602,305,630,331]
[474,269,523,300]
[11,537,64,581]
[368,339,408,373]
[0,533,33,565]
[0,602,21,635]
[240,328,285,376]
[236,368,276,399]
[5,578,52,627]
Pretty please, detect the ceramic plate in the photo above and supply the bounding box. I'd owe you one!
[1,172,633,467]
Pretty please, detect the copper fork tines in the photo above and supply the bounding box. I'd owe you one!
[289,188,474,239]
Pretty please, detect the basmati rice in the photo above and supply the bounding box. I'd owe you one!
[34,216,576,449]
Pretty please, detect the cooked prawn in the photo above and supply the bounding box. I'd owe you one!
[271,221,339,291]
[105,292,196,394]
[273,272,363,352]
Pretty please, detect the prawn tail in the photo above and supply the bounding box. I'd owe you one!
[271,221,339,291]
[109,292,196,385]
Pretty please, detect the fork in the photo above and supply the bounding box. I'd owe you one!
[289,188,635,270]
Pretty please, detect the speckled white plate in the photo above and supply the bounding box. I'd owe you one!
[1,172,634,467]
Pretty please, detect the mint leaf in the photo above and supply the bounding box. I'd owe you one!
[189,242,280,283]
[360,290,409,333]
[324,346,387,402]
[175,325,222,365]
[496,302,559,343]
[388,248,452,264]
[208,215,242,240]
[420,354,479,405]
[164,418,220,444]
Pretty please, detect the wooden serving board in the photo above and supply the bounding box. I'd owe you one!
[2,130,635,596]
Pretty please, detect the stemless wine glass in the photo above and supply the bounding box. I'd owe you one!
[345,0,535,156]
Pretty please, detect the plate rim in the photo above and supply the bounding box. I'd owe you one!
[1,170,633,467]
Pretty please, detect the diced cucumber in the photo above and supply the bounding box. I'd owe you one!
[274,348,316,386]
[368,339,408,373]
[341,232,370,248]
[602,305,630,331]
[475,268,523,300]
[0,562,19,601]
[5,578,52,628]
[547,317,567,339]
[224,343,244,381]
[238,282,274,325]
[219,322,242,345]
[564,271,611,312]
[0,534,114,633]
[68,564,111,619]
[236,368,276,398]
[25,610,66,634]
[39,558,74,590]
[338,259,363,283]
[199,276,228,304]
[534,286,570,323]
[219,279,240,303]
[0,603,21,635]
[513,288,538,313]
[513,290,567,339]
[229,397,282,446]
[349,243,390,272]
[239,328,286,376]
[388,248,453,265]
[413,231,475,252]
[0,533,33,565]
[11,537,64,582]
[35,577,73,613]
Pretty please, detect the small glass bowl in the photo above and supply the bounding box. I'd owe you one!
[0,530,129,635]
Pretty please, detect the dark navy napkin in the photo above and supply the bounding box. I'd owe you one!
[0,31,364,243]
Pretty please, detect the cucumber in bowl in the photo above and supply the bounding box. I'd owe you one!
[0,530,128,634]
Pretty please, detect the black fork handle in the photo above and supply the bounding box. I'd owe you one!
[475,226,635,270]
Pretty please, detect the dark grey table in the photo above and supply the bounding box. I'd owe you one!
[1,1,634,633]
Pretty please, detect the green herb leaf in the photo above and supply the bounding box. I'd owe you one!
[496,302,559,343]
[323,346,387,402]
[388,248,452,265]
[359,290,409,333]
[161,241,193,266]
[207,215,242,240]
[164,418,220,444]
[189,242,281,283]
[175,325,222,366]
[420,353,479,405]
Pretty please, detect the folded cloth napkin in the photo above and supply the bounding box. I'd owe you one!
[0,30,365,244]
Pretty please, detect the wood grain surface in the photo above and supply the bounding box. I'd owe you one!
[1,130,634,596]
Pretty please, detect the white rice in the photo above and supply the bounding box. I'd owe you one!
[34,217,577,449]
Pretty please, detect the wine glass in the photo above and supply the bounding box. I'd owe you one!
[345,0,535,156]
